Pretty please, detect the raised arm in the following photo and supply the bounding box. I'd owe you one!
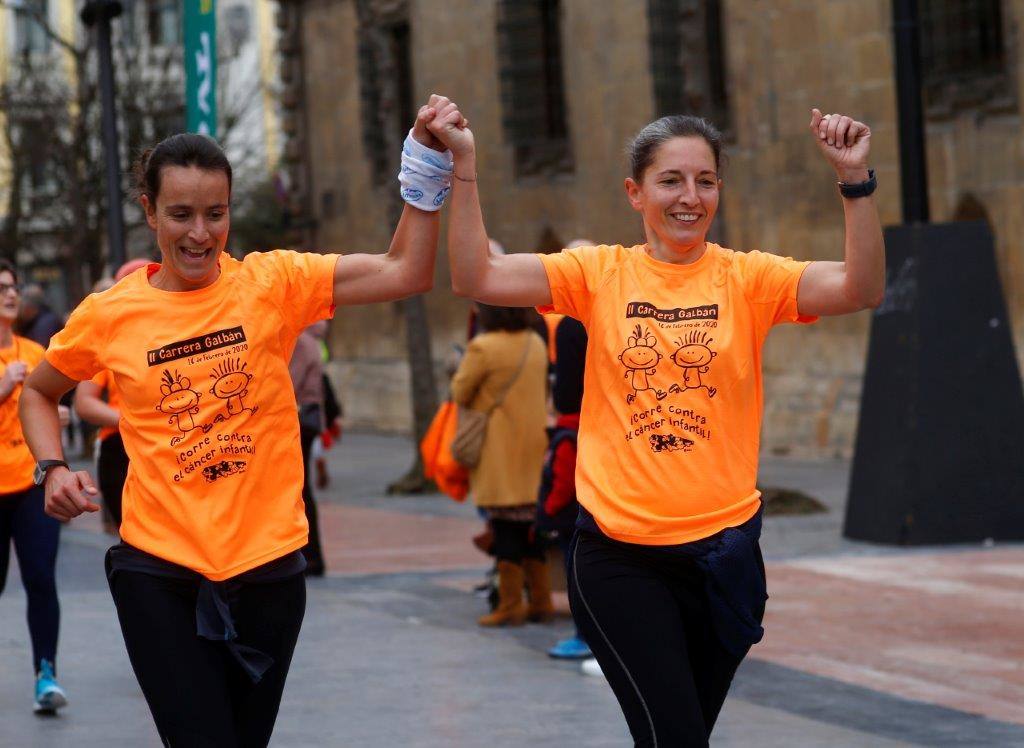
[797,109,885,317]
[74,378,121,429]
[424,95,552,307]
[331,106,443,307]
[20,360,100,520]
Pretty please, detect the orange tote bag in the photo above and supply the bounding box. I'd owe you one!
[420,400,469,502]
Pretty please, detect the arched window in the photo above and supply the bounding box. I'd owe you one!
[952,193,993,226]
[496,0,573,177]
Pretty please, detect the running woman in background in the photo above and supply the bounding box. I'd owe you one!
[0,259,70,713]
[427,93,884,746]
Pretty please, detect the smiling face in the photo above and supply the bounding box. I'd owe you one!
[625,136,720,261]
[142,165,230,291]
[212,371,251,398]
[673,344,714,367]
[620,344,661,370]
[0,270,18,329]
[160,389,199,414]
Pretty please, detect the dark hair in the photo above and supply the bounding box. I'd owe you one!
[0,258,17,284]
[132,133,233,204]
[476,303,530,332]
[627,115,724,181]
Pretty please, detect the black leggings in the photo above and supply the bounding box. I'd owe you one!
[568,531,764,747]
[0,485,60,673]
[299,425,324,570]
[489,518,544,563]
[97,433,129,527]
[109,569,305,747]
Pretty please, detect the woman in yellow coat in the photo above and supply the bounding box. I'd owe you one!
[451,303,551,626]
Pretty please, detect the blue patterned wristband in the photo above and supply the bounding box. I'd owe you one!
[398,130,454,211]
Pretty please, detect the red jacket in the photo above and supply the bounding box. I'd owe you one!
[544,413,580,517]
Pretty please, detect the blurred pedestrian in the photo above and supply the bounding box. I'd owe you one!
[0,259,69,713]
[289,321,327,576]
[451,303,552,626]
[538,313,591,660]
[431,96,884,745]
[19,104,448,746]
[15,284,62,347]
[304,320,342,491]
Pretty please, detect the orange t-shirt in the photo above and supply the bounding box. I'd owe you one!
[90,369,122,442]
[46,250,339,580]
[0,335,45,495]
[537,243,816,545]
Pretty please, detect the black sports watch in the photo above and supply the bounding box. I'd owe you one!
[838,169,877,198]
[33,460,69,486]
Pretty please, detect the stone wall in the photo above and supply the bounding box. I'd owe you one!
[292,0,1024,456]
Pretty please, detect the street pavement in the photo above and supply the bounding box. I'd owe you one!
[2,431,1022,747]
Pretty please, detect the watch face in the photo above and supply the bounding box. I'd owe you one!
[33,461,65,486]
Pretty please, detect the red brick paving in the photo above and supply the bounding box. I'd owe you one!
[318,503,485,576]
[757,549,1024,725]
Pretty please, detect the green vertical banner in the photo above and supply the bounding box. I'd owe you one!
[184,0,217,138]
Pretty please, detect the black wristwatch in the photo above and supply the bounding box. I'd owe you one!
[838,169,877,198]
[33,460,69,486]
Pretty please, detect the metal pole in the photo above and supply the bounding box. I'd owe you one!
[81,0,126,271]
[891,0,930,224]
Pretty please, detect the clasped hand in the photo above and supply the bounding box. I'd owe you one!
[413,94,473,158]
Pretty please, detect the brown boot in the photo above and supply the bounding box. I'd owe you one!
[478,561,528,627]
[524,557,555,623]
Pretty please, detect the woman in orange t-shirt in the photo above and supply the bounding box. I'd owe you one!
[19,101,457,746]
[0,259,71,713]
[427,94,885,745]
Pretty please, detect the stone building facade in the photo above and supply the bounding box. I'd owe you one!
[278,0,1023,457]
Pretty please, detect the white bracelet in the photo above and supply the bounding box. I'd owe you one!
[398,130,454,211]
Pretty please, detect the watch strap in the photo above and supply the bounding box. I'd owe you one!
[34,460,69,485]
[838,168,877,199]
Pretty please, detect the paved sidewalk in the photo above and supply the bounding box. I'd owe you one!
[1,432,1022,746]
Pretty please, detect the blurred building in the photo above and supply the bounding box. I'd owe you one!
[279,0,1022,457]
[0,0,282,307]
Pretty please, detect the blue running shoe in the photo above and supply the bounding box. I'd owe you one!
[547,636,592,660]
[34,659,67,714]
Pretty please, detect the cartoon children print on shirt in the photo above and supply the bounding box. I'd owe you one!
[668,330,718,398]
[208,357,259,425]
[155,357,259,446]
[618,324,667,403]
[156,370,202,446]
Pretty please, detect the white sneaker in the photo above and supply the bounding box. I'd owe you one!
[580,657,604,678]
